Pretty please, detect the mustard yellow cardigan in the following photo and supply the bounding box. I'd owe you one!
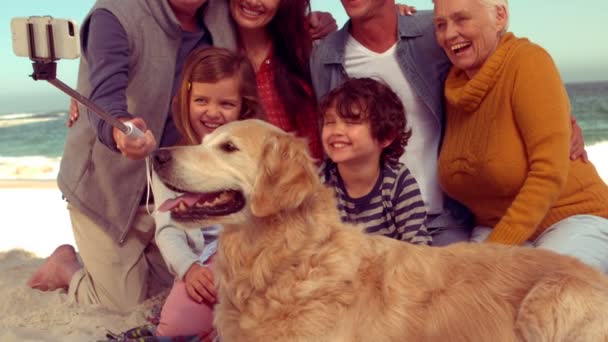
[438,33,608,245]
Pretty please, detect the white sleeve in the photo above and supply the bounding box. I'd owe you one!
[155,211,205,280]
[151,171,205,280]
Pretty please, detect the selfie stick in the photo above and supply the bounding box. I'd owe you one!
[25,20,144,139]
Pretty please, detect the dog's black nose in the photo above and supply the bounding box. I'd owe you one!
[152,149,172,172]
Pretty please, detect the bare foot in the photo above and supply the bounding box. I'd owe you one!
[27,244,81,291]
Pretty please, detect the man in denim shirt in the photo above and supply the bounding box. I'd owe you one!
[310,0,472,246]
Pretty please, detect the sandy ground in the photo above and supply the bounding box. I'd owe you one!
[0,249,163,342]
[0,180,163,341]
[0,142,606,341]
[0,181,74,257]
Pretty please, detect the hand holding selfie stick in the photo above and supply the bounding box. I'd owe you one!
[26,19,144,139]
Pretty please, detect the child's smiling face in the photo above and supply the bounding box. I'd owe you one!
[189,76,243,141]
[321,104,389,166]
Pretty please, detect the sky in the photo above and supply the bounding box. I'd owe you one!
[1,0,607,114]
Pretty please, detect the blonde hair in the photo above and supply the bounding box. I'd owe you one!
[172,47,266,145]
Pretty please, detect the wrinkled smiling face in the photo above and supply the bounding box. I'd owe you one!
[433,0,507,78]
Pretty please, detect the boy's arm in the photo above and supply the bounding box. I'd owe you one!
[393,168,431,245]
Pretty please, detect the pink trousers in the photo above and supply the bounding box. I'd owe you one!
[155,267,215,336]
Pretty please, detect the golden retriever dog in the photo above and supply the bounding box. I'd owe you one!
[152,119,608,342]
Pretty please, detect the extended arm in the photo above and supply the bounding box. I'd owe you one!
[84,10,131,149]
[83,10,155,159]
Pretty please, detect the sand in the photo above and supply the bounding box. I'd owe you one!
[0,180,163,341]
[0,143,606,341]
[0,250,163,342]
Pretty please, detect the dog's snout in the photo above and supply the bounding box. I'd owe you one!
[152,149,172,172]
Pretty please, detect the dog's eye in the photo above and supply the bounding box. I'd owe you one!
[220,141,239,153]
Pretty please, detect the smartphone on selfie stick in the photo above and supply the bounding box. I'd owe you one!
[11,16,144,139]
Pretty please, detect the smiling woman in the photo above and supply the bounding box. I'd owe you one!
[229,0,324,159]
[433,0,508,78]
[230,0,281,31]
[434,0,608,270]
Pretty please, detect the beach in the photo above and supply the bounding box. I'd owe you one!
[0,180,165,342]
[0,249,163,342]
[0,142,607,340]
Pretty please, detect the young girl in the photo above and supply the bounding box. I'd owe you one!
[152,46,265,337]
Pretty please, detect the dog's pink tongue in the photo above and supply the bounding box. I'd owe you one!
[157,193,201,212]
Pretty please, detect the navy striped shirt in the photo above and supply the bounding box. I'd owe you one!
[320,161,431,245]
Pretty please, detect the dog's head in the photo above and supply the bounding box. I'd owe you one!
[152,119,319,228]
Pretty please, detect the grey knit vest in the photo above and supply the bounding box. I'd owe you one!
[58,0,236,243]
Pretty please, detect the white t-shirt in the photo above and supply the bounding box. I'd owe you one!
[343,34,444,214]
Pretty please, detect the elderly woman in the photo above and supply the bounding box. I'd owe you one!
[434,0,608,271]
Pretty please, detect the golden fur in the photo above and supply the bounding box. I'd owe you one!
[153,119,608,342]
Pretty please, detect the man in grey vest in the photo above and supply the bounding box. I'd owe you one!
[26,0,237,312]
[27,0,337,313]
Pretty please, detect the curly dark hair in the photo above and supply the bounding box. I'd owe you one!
[319,77,411,166]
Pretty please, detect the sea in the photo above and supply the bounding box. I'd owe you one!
[0,81,607,180]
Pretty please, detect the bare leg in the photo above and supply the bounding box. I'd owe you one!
[27,244,81,291]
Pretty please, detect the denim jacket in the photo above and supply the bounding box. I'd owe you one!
[311,11,450,124]
[310,11,471,231]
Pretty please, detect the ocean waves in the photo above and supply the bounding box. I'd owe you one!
[0,156,61,180]
[0,111,68,158]
[0,111,68,128]
[0,142,606,181]
[0,111,66,179]
[0,81,607,181]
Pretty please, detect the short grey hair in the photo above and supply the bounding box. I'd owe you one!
[433,0,510,35]
[478,0,510,35]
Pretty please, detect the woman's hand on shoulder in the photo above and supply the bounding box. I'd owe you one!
[308,11,338,40]
[569,116,589,162]
[396,3,417,16]
[67,98,80,128]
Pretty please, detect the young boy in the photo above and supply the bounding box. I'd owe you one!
[319,77,431,245]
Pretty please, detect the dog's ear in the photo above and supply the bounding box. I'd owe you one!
[250,133,318,217]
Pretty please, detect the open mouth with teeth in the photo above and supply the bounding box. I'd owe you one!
[157,186,246,221]
[202,121,222,129]
[240,4,264,17]
[451,41,472,54]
